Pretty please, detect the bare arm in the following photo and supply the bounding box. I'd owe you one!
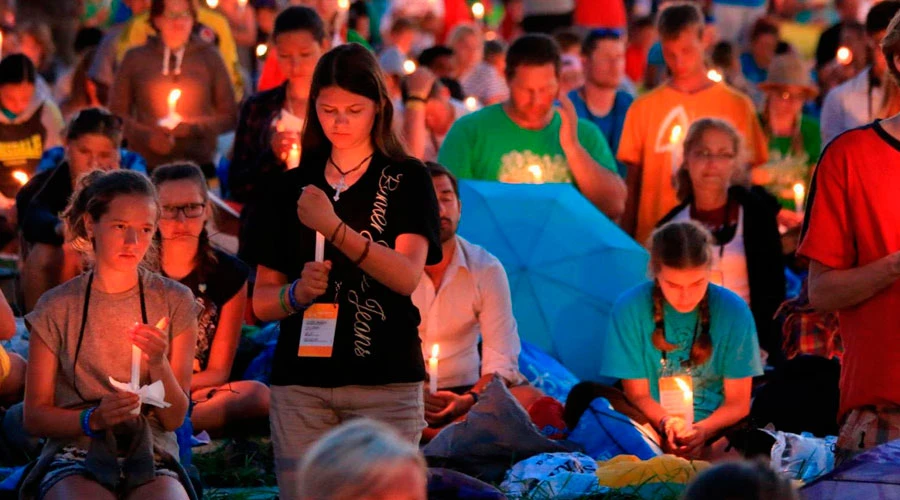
[23,335,85,437]
[694,377,752,435]
[808,256,900,312]
[191,283,248,391]
[147,326,195,431]
[253,265,292,322]
[403,102,428,160]
[621,378,669,431]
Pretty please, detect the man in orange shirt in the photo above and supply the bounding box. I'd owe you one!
[800,9,900,464]
[617,2,767,244]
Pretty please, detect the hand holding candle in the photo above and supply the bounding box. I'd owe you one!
[428,344,440,394]
[128,317,170,414]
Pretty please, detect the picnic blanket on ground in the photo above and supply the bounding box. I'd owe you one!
[595,454,710,499]
[423,378,573,483]
[500,452,607,499]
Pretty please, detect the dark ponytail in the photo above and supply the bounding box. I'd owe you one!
[649,221,715,366]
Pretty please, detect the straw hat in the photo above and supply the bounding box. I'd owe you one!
[758,54,819,99]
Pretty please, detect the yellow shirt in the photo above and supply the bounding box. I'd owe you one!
[115,5,244,101]
[617,82,768,244]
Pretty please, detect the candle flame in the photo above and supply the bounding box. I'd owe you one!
[206,0,219,8]
[669,124,683,145]
[338,0,350,10]
[528,164,543,183]
[403,59,417,75]
[167,88,181,108]
[836,46,852,65]
[793,182,805,198]
[707,69,723,83]
[430,344,440,359]
[674,376,693,400]
[464,96,478,111]
[472,1,485,19]
[12,170,28,186]
[256,43,268,58]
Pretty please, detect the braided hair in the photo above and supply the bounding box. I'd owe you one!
[649,221,715,366]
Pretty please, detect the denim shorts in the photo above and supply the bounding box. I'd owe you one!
[37,446,180,499]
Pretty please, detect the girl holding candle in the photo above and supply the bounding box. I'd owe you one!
[152,162,270,436]
[109,0,237,172]
[657,118,786,367]
[252,43,441,497]
[20,169,199,499]
[229,6,327,267]
[598,221,763,459]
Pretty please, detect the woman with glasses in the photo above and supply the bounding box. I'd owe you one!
[759,54,822,168]
[152,163,269,437]
[109,0,237,173]
[657,118,786,367]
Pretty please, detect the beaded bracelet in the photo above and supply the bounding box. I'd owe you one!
[287,279,304,312]
[80,407,101,438]
[278,285,293,315]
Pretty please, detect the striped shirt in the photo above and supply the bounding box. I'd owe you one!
[460,62,509,104]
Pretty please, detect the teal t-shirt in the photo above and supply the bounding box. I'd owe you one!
[600,282,763,421]
[437,103,617,183]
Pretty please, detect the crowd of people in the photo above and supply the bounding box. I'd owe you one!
[0,0,896,498]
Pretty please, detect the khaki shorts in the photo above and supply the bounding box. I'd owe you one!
[0,344,10,387]
[835,406,900,465]
[269,383,425,500]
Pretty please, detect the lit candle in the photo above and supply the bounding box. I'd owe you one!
[338,0,350,10]
[527,164,544,184]
[793,182,806,213]
[428,344,439,394]
[12,170,28,186]
[472,1,485,21]
[660,374,694,431]
[256,43,268,58]
[464,96,478,112]
[403,59,417,75]
[206,0,218,8]
[287,143,300,169]
[167,88,181,118]
[836,46,853,66]
[315,231,325,263]
[158,88,183,130]
[706,69,723,83]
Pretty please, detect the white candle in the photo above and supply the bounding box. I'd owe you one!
[287,144,300,169]
[315,231,325,262]
[793,183,806,213]
[167,88,181,117]
[428,344,439,394]
[159,89,183,129]
[131,343,141,390]
[673,376,694,431]
[403,59,417,75]
[669,124,684,175]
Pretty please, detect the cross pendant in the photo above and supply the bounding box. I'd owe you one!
[332,176,346,202]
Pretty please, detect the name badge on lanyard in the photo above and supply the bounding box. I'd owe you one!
[298,303,339,357]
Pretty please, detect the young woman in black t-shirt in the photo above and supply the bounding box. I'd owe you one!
[251,43,441,496]
[152,163,269,437]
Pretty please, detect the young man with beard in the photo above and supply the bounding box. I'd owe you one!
[569,28,634,179]
[438,34,625,221]
[413,163,542,437]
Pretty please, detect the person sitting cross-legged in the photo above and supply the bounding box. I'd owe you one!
[414,163,544,440]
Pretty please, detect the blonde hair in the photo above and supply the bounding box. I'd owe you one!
[675,118,748,202]
[297,419,427,500]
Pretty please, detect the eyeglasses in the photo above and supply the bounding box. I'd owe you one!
[162,10,193,21]
[690,150,737,162]
[161,203,205,219]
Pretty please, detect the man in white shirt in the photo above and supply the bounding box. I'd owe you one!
[820,2,899,146]
[414,163,539,435]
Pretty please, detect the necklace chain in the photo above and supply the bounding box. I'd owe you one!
[328,153,375,201]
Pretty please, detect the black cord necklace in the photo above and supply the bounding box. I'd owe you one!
[327,152,375,201]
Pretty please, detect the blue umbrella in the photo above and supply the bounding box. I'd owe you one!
[458,180,649,382]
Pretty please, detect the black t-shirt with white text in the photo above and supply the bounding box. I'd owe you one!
[257,153,442,387]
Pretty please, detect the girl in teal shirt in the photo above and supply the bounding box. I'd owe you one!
[600,221,763,459]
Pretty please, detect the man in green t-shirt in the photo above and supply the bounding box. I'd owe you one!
[438,34,627,221]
